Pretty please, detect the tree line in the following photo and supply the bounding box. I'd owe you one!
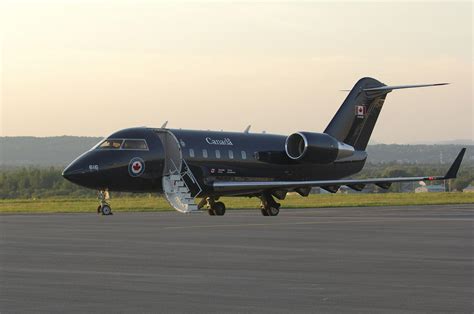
[1,164,473,199]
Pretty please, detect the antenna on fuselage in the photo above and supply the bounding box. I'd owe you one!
[244,125,251,133]
[161,120,168,128]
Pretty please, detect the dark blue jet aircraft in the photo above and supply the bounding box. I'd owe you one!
[63,77,466,216]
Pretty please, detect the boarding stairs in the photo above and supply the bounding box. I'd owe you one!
[162,159,202,213]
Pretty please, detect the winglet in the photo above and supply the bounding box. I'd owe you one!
[444,148,466,179]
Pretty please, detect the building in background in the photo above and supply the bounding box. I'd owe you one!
[462,185,474,193]
[415,185,446,193]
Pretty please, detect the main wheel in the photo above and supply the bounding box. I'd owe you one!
[260,208,269,216]
[267,206,279,216]
[100,204,112,215]
[213,202,226,216]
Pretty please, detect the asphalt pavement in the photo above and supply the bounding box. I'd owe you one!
[1,204,473,313]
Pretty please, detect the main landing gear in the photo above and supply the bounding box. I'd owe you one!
[200,197,226,216]
[198,194,280,217]
[97,190,113,216]
[260,192,280,216]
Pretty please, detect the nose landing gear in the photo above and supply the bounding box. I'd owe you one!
[97,190,113,215]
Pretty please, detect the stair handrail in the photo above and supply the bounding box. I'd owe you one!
[168,156,202,198]
[182,159,202,197]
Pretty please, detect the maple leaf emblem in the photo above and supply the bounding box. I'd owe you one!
[133,162,142,171]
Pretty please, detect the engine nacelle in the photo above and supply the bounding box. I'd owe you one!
[285,132,355,164]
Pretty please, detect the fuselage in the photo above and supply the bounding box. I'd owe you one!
[62,127,367,196]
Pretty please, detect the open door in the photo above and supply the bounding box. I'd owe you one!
[156,130,200,213]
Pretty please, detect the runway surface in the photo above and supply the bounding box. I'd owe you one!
[1,204,473,313]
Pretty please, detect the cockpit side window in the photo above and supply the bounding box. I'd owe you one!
[97,139,123,149]
[122,139,148,150]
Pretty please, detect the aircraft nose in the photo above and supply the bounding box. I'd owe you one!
[62,167,70,180]
[62,160,84,182]
[62,152,97,186]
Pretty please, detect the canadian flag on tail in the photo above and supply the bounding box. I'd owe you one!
[355,105,366,118]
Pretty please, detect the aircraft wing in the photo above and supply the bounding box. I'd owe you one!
[213,148,466,193]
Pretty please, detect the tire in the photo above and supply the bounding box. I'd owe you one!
[213,202,226,216]
[208,209,216,216]
[260,208,269,216]
[268,206,279,216]
[101,205,112,215]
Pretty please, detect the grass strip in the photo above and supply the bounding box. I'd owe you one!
[0,192,473,214]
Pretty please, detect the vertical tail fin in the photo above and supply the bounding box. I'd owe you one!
[324,77,387,150]
[324,77,448,151]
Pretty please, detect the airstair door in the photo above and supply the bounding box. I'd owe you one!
[156,130,201,213]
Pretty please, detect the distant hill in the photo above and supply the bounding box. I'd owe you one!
[1,136,102,167]
[366,144,473,164]
[408,139,474,145]
[0,136,472,167]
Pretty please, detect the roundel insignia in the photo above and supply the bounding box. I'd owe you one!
[128,157,145,177]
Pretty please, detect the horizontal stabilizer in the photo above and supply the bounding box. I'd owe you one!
[363,83,449,92]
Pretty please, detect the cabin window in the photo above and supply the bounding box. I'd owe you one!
[122,139,148,150]
[241,151,247,159]
[215,150,221,159]
[202,149,208,158]
[228,150,234,159]
[97,139,123,149]
[189,148,195,158]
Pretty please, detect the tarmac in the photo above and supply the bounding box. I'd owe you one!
[1,204,473,313]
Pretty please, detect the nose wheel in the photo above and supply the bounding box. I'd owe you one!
[98,204,112,215]
[97,190,113,216]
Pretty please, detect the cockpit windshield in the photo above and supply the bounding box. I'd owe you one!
[95,138,149,150]
[97,139,123,149]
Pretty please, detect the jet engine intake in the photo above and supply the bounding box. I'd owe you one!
[285,132,354,164]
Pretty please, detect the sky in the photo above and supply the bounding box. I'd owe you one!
[0,0,472,143]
